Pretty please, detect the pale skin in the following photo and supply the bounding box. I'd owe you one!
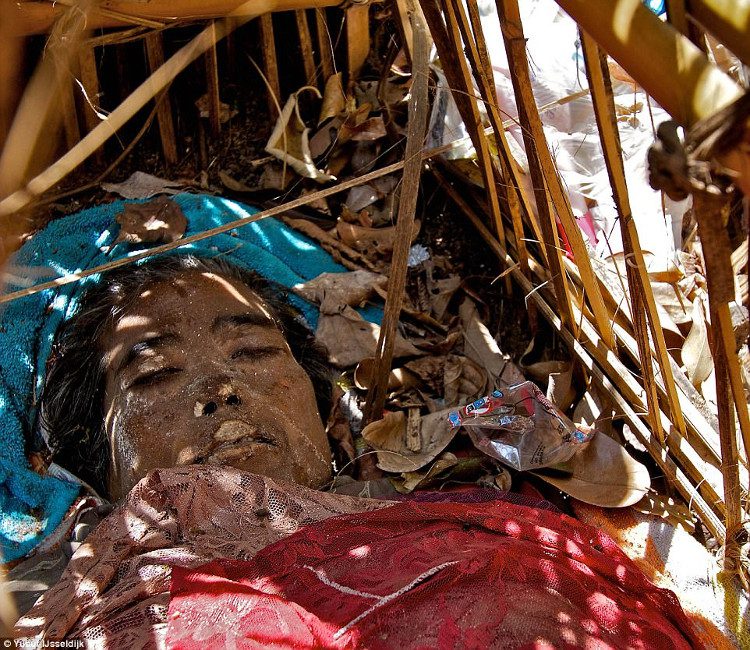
[101,270,332,500]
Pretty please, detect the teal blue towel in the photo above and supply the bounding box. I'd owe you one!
[0,193,379,563]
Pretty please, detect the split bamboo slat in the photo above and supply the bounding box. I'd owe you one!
[580,32,688,442]
[448,0,529,275]
[144,32,179,165]
[497,0,617,350]
[418,0,509,268]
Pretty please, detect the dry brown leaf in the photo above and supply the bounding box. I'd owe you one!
[573,387,618,441]
[218,170,253,193]
[315,305,422,368]
[318,73,346,125]
[682,297,714,387]
[443,354,490,407]
[336,220,421,256]
[391,452,460,494]
[532,432,650,508]
[430,275,462,321]
[195,94,237,123]
[294,270,387,314]
[354,357,420,391]
[113,197,186,246]
[459,298,521,385]
[265,87,335,183]
[102,171,181,199]
[546,365,575,413]
[651,282,692,326]
[361,407,459,472]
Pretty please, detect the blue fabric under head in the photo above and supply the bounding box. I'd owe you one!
[0,193,380,563]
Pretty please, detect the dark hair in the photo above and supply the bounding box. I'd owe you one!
[40,254,333,497]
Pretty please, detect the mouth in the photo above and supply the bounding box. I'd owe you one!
[193,420,279,465]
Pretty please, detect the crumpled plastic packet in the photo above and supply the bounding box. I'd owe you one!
[449,381,594,471]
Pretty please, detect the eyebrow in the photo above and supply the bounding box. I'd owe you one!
[211,312,276,333]
[116,333,180,375]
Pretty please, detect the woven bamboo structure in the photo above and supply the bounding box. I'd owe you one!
[1,0,749,590]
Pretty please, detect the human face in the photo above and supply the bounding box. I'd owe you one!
[102,269,332,500]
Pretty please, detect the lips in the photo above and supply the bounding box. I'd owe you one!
[194,420,279,465]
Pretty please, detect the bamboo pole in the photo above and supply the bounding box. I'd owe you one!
[144,33,179,165]
[664,0,707,51]
[581,31,688,442]
[693,192,745,576]
[688,0,750,67]
[11,0,345,35]
[553,0,741,128]
[362,1,430,425]
[0,0,340,218]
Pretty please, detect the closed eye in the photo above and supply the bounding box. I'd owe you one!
[230,346,283,361]
[128,367,182,389]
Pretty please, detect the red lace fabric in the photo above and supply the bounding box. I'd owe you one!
[15,466,387,648]
[167,500,702,649]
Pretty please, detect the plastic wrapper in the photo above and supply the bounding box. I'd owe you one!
[449,381,593,471]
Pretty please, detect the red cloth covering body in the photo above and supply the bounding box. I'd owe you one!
[168,499,701,649]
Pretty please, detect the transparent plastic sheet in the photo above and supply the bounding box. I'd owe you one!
[449,381,593,471]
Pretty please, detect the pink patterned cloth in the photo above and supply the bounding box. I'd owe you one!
[15,466,386,648]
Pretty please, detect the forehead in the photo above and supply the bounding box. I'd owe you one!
[111,269,273,334]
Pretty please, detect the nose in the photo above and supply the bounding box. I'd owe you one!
[199,393,242,416]
[193,377,243,417]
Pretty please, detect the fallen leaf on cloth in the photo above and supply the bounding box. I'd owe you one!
[532,431,650,508]
[113,197,187,245]
[102,171,182,199]
[265,86,335,183]
[316,305,422,368]
[682,297,713,387]
[361,407,459,472]
[294,270,387,314]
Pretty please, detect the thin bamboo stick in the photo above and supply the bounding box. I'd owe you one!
[553,0,741,128]
[695,191,745,575]
[362,2,429,426]
[144,33,179,165]
[59,72,81,151]
[498,0,617,349]
[581,31,688,441]
[296,10,318,87]
[0,0,339,218]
